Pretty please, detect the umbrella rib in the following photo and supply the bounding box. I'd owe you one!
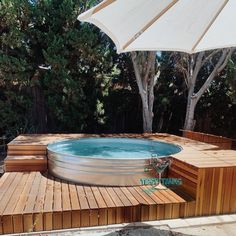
[191,0,229,52]
[122,0,179,51]
[92,0,117,14]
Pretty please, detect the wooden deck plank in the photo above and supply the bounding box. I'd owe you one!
[68,183,80,228]
[134,186,157,205]
[120,187,141,222]
[0,175,19,224]
[91,187,108,225]
[53,178,62,230]
[230,168,236,212]
[127,186,150,205]
[69,183,80,210]
[149,187,167,220]
[0,172,10,190]
[98,187,116,225]
[221,167,234,214]
[76,186,90,227]
[84,186,98,209]
[131,186,156,221]
[43,174,54,212]
[61,180,72,229]
[106,187,124,224]
[62,180,72,211]
[208,168,219,215]
[91,187,107,208]
[13,172,36,233]
[33,173,48,231]
[157,190,175,202]
[106,187,124,207]
[112,188,132,207]
[162,189,185,203]
[1,173,26,234]
[2,174,29,234]
[24,172,42,213]
[76,186,90,210]
[43,174,54,231]
[202,168,213,216]
[151,190,173,219]
[0,173,17,202]
[127,186,153,220]
[158,190,181,219]
[23,172,42,233]
[84,186,99,227]
[113,187,133,223]
[215,168,224,215]
[98,187,115,208]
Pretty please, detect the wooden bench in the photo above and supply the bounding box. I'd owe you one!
[181,130,233,149]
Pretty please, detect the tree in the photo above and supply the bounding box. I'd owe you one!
[104,53,143,133]
[131,51,158,133]
[227,53,236,103]
[175,48,234,130]
[0,0,35,137]
[0,0,114,137]
[153,52,186,134]
[195,76,236,137]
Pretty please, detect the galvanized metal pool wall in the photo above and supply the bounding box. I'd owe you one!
[47,150,153,186]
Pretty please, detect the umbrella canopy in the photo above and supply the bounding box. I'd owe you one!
[78,0,236,54]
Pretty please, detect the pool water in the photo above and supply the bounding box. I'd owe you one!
[48,137,182,159]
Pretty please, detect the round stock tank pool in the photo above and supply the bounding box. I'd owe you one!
[47,137,182,186]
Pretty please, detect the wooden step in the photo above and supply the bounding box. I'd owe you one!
[7,150,47,155]
[4,156,47,172]
[171,188,196,217]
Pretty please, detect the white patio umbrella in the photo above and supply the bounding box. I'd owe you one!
[78,0,236,54]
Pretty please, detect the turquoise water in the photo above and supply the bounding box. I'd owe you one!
[48,138,182,159]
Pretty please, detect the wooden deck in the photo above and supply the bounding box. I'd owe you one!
[0,171,194,234]
[1,133,236,234]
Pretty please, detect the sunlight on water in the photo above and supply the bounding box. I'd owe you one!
[48,138,182,159]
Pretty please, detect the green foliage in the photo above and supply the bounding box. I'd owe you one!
[157,51,236,138]
[152,52,186,134]
[0,88,34,138]
[103,53,143,133]
[195,77,236,137]
[226,55,236,103]
[0,0,114,138]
